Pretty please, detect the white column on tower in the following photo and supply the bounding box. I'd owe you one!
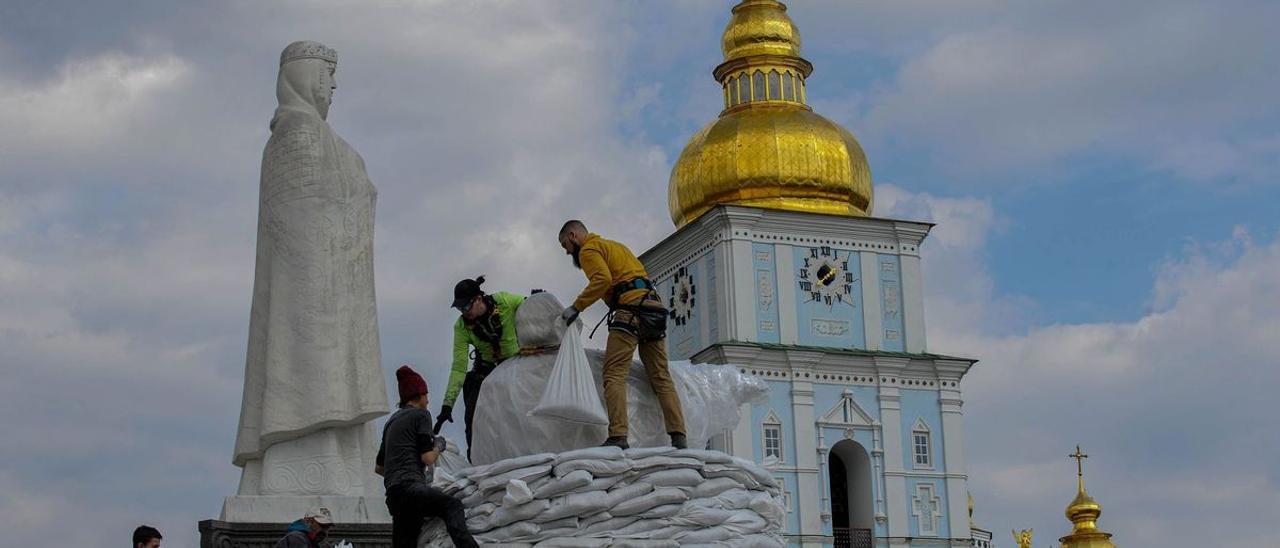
[860,251,883,351]
[940,387,970,540]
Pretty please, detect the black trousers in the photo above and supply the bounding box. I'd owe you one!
[461,360,497,461]
[386,482,477,548]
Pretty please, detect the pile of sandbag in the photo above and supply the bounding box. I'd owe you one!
[420,446,785,547]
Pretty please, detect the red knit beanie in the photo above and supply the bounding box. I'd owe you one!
[396,365,428,405]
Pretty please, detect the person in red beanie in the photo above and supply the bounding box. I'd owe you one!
[375,365,478,548]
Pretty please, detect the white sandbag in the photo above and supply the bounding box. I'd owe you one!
[702,464,761,488]
[503,479,534,505]
[671,449,735,464]
[631,455,703,471]
[532,469,593,499]
[553,457,633,477]
[469,502,497,518]
[530,325,609,425]
[470,293,768,465]
[644,525,694,540]
[536,537,606,548]
[584,472,631,492]
[580,511,614,528]
[610,540,680,548]
[691,477,743,499]
[673,505,738,526]
[612,518,672,536]
[537,490,613,523]
[610,487,690,517]
[720,511,768,535]
[474,521,539,542]
[477,453,556,480]
[554,445,623,463]
[583,515,641,535]
[476,499,550,531]
[731,456,779,488]
[639,503,684,519]
[701,488,756,510]
[624,446,676,459]
[536,517,579,530]
[432,437,468,487]
[640,468,704,488]
[749,492,786,528]
[477,464,553,493]
[675,526,734,543]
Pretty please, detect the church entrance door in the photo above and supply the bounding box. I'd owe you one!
[830,439,874,548]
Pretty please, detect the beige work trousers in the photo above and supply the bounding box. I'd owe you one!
[601,327,687,439]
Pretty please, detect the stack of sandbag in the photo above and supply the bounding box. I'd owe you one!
[419,446,785,547]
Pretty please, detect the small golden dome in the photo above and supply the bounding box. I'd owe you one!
[668,0,873,227]
[1060,446,1117,548]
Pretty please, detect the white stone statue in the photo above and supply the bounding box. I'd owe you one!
[225,40,389,522]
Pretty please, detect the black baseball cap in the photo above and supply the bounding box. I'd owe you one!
[451,276,485,309]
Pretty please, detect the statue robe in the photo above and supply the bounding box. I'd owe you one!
[232,63,388,496]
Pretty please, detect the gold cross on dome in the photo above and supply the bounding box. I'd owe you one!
[1069,445,1089,478]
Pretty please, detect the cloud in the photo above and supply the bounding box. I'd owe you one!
[880,188,1280,547]
[0,52,189,153]
[796,0,1280,185]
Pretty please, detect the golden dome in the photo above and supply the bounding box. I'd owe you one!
[1060,446,1117,548]
[668,0,873,227]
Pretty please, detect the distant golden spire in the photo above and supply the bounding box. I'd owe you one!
[667,0,873,226]
[1059,445,1117,548]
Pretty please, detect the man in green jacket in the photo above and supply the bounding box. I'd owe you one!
[436,276,525,459]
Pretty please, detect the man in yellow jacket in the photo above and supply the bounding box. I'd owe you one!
[558,220,687,449]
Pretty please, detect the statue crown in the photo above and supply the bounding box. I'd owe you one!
[280,41,337,67]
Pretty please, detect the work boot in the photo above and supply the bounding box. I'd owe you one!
[602,436,630,449]
[670,432,688,450]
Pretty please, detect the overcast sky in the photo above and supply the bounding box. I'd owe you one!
[1,1,1277,546]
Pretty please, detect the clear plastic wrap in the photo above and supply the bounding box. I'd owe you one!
[530,326,608,425]
[469,292,769,465]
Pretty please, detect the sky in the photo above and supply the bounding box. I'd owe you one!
[1,0,1277,546]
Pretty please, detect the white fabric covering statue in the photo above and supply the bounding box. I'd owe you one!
[231,41,388,498]
[470,292,769,465]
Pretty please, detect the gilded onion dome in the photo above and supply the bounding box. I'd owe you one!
[668,0,873,227]
[1060,446,1117,548]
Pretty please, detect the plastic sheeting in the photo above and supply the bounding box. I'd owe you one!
[470,292,769,465]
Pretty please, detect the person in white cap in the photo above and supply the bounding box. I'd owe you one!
[274,506,332,548]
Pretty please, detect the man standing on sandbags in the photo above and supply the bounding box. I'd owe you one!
[438,276,526,458]
[558,220,687,450]
[376,365,479,548]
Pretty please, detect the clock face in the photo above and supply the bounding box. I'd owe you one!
[668,266,696,326]
[798,246,857,309]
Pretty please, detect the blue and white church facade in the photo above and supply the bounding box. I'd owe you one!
[641,205,978,548]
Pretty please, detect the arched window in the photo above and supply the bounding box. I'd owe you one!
[737,74,749,105]
[912,418,933,468]
[752,70,765,102]
[783,72,795,101]
[768,70,781,100]
[762,410,784,461]
[730,75,741,106]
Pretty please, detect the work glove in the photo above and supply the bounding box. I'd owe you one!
[561,306,579,325]
[432,405,453,435]
[433,436,448,454]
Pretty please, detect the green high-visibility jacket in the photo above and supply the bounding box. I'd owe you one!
[444,291,525,407]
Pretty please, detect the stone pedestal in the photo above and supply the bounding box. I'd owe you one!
[199,520,392,548]
[220,495,391,523]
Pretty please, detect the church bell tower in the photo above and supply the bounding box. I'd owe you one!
[639,2,979,547]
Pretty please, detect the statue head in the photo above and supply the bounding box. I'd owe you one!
[275,41,338,122]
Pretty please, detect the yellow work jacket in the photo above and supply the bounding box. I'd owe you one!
[571,233,652,311]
